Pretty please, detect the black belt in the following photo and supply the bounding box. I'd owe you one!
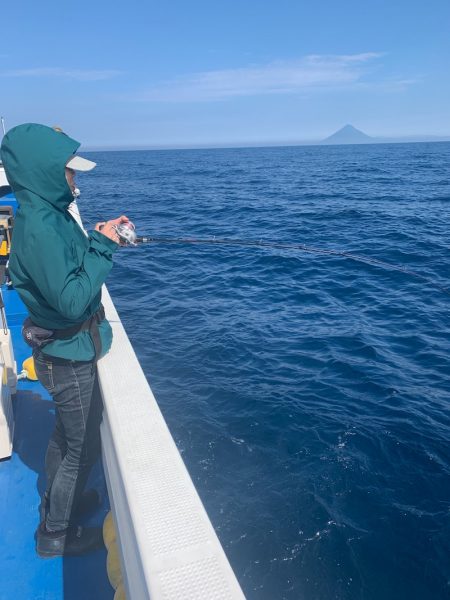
[52,305,105,362]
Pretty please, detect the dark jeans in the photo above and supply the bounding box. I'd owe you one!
[33,351,103,531]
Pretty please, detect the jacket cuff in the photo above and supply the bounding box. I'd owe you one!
[89,230,120,254]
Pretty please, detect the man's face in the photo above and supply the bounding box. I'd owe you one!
[65,167,76,193]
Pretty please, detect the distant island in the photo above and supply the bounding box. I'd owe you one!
[321,124,374,145]
[320,124,450,146]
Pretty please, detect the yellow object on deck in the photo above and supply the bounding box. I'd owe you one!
[22,356,38,381]
[104,511,126,596]
[103,510,117,549]
[106,540,122,590]
[114,583,127,600]
[0,241,8,256]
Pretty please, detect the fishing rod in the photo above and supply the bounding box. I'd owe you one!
[113,222,450,297]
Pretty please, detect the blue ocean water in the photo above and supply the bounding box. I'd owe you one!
[80,143,450,600]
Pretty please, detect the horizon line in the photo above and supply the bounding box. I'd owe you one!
[83,135,450,153]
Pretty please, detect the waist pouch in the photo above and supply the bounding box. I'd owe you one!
[22,305,105,361]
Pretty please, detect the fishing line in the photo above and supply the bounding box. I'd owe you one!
[114,223,450,297]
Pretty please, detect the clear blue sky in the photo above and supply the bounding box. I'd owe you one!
[1,0,450,148]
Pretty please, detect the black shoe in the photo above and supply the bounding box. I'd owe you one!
[36,523,104,558]
[39,489,101,522]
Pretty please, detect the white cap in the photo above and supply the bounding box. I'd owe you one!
[66,155,97,171]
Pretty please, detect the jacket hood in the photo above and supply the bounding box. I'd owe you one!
[0,123,80,210]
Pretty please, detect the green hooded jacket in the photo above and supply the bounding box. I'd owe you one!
[0,123,118,361]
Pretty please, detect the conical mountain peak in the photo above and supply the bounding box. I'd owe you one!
[322,124,373,145]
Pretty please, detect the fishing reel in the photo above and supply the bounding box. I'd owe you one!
[114,222,138,246]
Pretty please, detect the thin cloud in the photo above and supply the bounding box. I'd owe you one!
[1,67,120,81]
[136,53,386,102]
[356,76,420,92]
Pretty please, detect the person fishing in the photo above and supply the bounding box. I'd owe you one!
[0,123,130,557]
